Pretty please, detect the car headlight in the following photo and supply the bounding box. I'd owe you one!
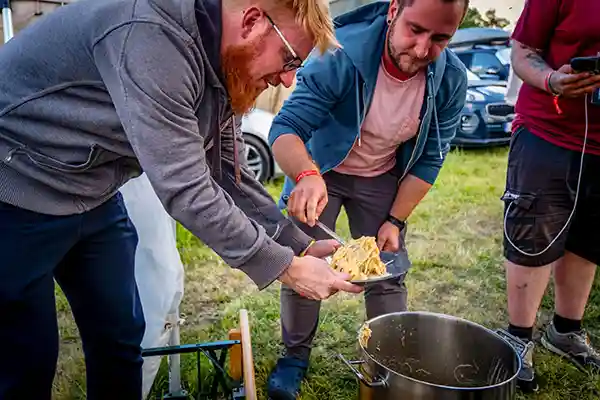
[460,113,480,134]
[466,89,486,103]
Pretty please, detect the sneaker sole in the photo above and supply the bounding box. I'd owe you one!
[540,335,588,373]
[517,378,539,393]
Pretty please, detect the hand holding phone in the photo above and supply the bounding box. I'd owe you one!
[570,55,600,104]
[549,63,600,98]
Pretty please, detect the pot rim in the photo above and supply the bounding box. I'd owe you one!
[358,311,523,391]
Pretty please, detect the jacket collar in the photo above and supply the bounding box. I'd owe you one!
[334,1,447,97]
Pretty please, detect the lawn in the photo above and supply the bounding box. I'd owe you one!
[53,147,600,399]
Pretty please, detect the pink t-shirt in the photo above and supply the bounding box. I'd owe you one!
[334,64,426,177]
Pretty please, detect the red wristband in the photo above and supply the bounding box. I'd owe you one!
[544,71,553,94]
[295,169,319,184]
[544,71,563,114]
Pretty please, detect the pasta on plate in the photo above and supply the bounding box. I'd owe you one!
[330,236,389,281]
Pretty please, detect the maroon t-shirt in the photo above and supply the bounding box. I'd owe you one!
[511,0,600,155]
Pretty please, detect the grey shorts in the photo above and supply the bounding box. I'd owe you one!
[502,126,600,267]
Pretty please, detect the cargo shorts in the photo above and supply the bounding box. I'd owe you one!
[502,126,600,267]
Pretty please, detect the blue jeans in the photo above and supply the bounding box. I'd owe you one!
[0,194,145,400]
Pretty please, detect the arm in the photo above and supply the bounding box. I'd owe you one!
[268,48,354,179]
[272,134,319,182]
[510,40,553,91]
[509,0,558,89]
[214,115,314,254]
[377,174,432,251]
[389,174,431,221]
[510,0,600,97]
[93,22,294,290]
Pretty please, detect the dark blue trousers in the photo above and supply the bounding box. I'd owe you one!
[0,193,145,400]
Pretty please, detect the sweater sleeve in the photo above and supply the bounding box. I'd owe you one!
[92,21,294,289]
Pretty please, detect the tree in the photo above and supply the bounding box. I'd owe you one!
[460,8,510,29]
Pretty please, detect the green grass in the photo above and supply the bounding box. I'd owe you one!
[52,147,600,399]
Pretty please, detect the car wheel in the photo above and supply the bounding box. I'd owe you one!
[243,134,273,182]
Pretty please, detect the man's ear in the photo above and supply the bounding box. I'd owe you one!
[240,6,268,40]
[387,0,400,23]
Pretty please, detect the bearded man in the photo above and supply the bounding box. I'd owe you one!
[0,0,364,398]
[265,0,468,398]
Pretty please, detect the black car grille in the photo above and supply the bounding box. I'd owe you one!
[486,103,515,118]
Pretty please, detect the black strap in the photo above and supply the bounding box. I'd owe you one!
[386,214,406,230]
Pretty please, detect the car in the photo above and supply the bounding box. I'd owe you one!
[241,108,284,182]
[449,27,512,81]
[453,68,514,148]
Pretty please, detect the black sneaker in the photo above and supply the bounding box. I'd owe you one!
[541,322,600,373]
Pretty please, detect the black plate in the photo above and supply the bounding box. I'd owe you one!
[326,251,411,286]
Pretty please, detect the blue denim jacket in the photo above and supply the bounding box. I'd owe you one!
[268,1,467,208]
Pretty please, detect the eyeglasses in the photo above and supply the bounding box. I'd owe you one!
[265,14,303,72]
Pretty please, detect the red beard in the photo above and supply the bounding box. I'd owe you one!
[221,37,266,115]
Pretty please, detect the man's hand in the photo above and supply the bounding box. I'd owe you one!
[278,256,363,300]
[304,239,341,258]
[377,221,401,252]
[288,175,328,227]
[550,65,600,98]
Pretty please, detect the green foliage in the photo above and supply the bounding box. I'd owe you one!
[461,8,511,29]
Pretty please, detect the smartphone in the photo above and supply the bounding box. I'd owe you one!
[593,88,600,105]
[570,55,600,74]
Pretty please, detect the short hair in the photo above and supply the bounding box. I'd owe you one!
[398,0,470,17]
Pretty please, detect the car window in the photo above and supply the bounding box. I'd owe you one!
[471,52,504,75]
[457,53,473,69]
[466,69,480,80]
[496,47,511,65]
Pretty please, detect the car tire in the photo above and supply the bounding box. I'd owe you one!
[242,133,273,183]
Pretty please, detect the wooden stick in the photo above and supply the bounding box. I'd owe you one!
[240,309,257,400]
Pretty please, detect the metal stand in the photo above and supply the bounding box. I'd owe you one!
[142,341,243,400]
[166,308,187,399]
[141,309,257,400]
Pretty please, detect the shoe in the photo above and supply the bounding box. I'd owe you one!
[541,322,600,372]
[496,329,538,393]
[267,356,309,400]
[517,339,539,393]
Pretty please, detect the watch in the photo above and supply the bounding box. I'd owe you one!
[386,214,406,230]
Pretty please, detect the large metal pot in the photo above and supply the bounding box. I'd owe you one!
[340,312,522,400]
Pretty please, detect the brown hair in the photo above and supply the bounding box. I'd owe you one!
[397,0,470,17]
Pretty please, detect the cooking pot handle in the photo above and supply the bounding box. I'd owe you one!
[337,354,388,388]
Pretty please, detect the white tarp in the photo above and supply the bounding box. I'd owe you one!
[120,174,185,399]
